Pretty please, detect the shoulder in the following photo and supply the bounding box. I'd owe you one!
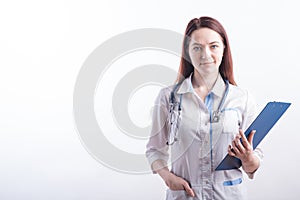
[228,84,254,100]
[228,84,247,96]
[154,84,176,105]
[228,84,257,113]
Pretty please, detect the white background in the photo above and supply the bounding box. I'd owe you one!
[1,0,299,199]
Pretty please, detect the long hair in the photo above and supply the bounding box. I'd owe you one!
[177,16,236,85]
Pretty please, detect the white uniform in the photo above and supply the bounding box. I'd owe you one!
[146,73,263,200]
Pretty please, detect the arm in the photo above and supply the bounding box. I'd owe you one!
[145,88,194,197]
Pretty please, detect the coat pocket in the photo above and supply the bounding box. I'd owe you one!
[166,189,198,200]
[221,109,240,134]
[223,177,242,186]
[166,189,187,200]
[214,177,247,200]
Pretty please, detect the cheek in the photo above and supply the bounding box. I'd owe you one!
[214,52,224,64]
[215,55,222,63]
[188,51,199,64]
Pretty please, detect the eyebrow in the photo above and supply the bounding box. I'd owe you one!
[191,41,220,46]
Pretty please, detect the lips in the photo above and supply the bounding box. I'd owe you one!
[200,62,214,65]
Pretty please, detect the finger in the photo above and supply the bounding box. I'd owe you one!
[239,129,248,146]
[182,181,195,197]
[234,134,241,146]
[234,135,245,152]
[228,145,236,156]
[237,135,246,151]
[247,130,256,147]
[231,140,241,155]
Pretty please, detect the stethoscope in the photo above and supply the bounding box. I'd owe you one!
[167,80,229,145]
[211,80,229,123]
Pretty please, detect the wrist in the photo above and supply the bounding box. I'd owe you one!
[157,167,172,181]
[242,154,260,173]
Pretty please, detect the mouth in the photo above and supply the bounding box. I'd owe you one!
[200,61,214,65]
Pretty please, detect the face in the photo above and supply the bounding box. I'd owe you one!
[188,28,225,76]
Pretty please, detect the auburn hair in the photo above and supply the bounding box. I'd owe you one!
[177,16,236,85]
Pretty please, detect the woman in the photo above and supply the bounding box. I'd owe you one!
[146,16,263,200]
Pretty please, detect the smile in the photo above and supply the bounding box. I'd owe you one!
[200,62,214,65]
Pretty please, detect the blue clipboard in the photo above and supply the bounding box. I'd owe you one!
[215,101,291,171]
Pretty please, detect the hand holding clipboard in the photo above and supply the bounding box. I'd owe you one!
[216,101,291,171]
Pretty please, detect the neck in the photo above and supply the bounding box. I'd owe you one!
[192,70,219,91]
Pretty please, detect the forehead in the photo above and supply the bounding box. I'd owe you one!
[190,28,223,44]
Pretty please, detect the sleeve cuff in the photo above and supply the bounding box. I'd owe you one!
[146,150,169,174]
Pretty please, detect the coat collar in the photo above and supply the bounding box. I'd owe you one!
[177,73,226,98]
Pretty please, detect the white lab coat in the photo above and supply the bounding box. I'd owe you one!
[146,74,263,200]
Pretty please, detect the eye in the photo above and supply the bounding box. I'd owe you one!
[211,45,219,49]
[192,46,201,51]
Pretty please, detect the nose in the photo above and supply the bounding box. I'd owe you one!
[200,47,211,59]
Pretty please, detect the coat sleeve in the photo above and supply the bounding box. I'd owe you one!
[145,87,170,173]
